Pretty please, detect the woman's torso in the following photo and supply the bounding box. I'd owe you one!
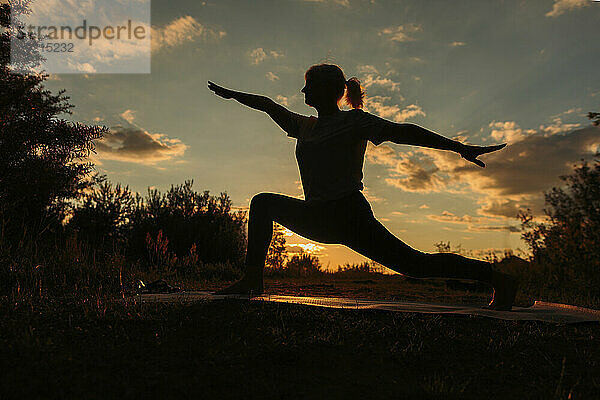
[294,110,369,203]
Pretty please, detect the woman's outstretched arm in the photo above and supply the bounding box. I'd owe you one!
[389,123,507,168]
[207,80,272,111]
[392,123,464,152]
[208,80,300,135]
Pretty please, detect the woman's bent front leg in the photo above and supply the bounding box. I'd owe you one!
[216,192,334,295]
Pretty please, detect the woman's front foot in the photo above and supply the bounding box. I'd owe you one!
[213,275,264,296]
[486,271,519,311]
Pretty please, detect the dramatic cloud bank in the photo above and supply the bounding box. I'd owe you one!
[366,119,600,221]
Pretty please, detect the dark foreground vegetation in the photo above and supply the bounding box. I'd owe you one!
[2,2,600,399]
[2,273,600,399]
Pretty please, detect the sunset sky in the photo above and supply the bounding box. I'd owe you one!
[41,0,599,270]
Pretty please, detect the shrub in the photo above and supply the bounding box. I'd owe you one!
[285,253,323,277]
[69,179,247,270]
[518,154,600,291]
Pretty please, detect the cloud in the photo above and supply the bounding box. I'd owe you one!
[96,126,187,164]
[356,64,379,74]
[24,0,97,25]
[428,210,469,223]
[538,117,581,135]
[275,95,289,106]
[249,48,267,64]
[489,120,536,143]
[476,198,538,220]
[395,104,426,121]
[365,96,425,122]
[94,110,187,165]
[430,125,599,217]
[427,210,494,225]
[249,47,283,64]
[378,23,422,42]
[120,109,136,124]
[287,243,327,256]
[151,16,225,52]
[467,225,521,233]
[426,211,521,232]
[545,0,590,17]
[365,142,398,166]
[552,107,583,117]
[365,147,449,193]
[450,125,600,197]
[266,71,279,81]
[67,61,96,73]
[361,74,402,92]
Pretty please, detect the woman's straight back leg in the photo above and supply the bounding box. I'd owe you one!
[340,206,492,283]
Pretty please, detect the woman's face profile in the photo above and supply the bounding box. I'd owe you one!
[301,77,315,106]
[301,77,331,107]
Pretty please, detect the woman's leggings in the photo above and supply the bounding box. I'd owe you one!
[244,190,493,283]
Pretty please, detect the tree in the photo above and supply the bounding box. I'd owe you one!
[518,148,600,285]
[265,222,288,270]
[0,2,106,246]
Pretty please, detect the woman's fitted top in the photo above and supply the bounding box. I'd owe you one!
[280,108,397,203]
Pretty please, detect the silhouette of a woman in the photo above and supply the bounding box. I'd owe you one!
[208,63,518,310]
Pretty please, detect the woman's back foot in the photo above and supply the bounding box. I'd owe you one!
[486,271,519,311]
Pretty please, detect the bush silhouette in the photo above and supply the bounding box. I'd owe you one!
[285,252,323,277]
[69,178,247,271]
[518,153,600,290]
[67,175,136,255]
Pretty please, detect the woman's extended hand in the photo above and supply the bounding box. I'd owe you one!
[207,81,236,99]
[459,143,507,168]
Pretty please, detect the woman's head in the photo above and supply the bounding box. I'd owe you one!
[302,63,365,109]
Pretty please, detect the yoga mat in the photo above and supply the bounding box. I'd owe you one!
[131,291,600,325]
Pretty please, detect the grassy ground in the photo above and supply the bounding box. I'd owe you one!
[1,275,599,399]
